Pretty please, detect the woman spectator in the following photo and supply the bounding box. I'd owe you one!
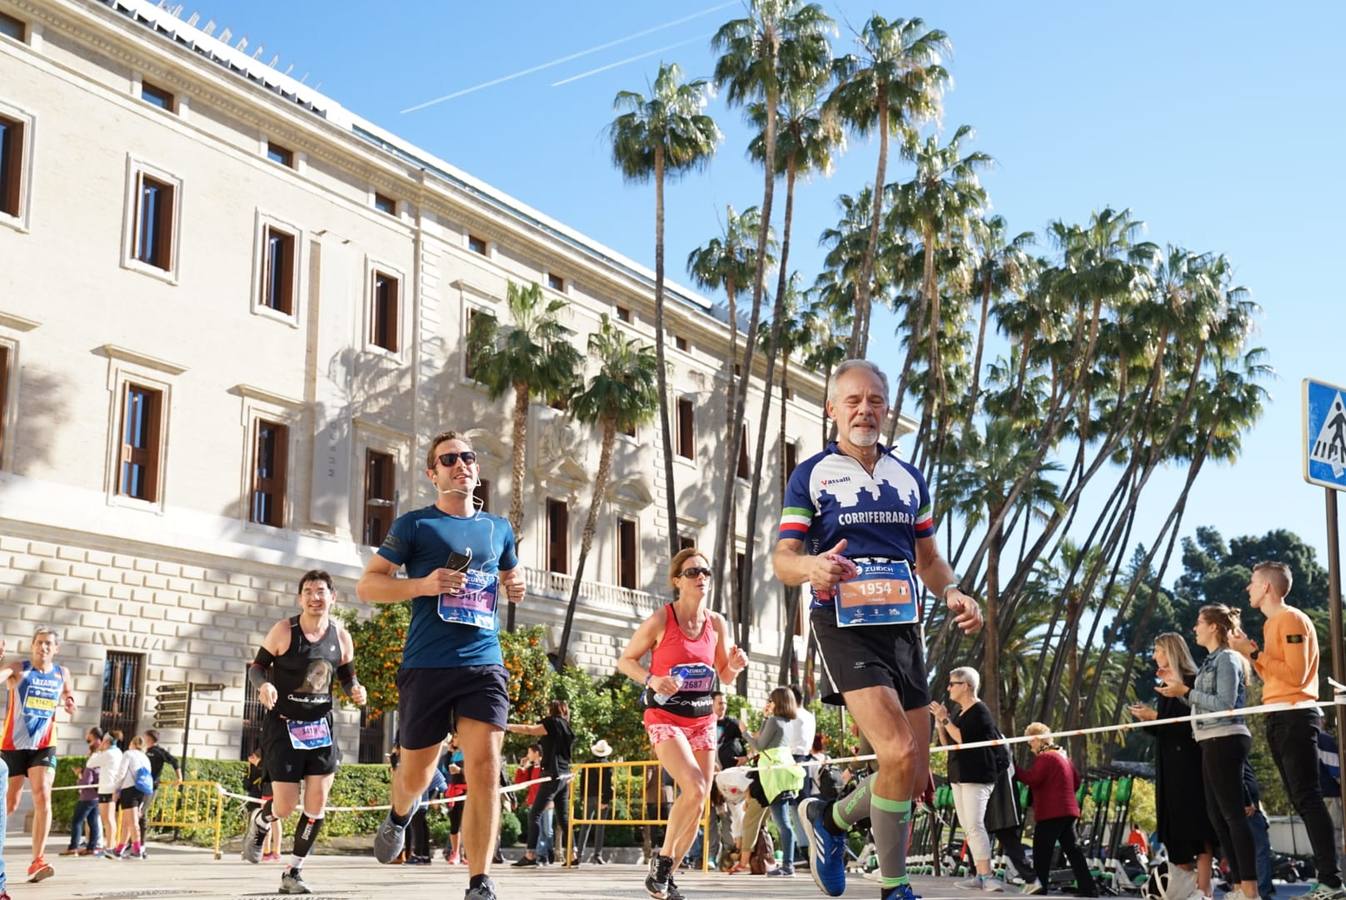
[1129,632,1216,898]
[510,744,544,851]
[507,700,575,867]
[87,729,123,856]
[440,735,466,864]
[931,666,1005,891]
[111,735,154,859]
[62,727,103,857]
[617,546,748,900]
[733,687,805,878]
[1015,723,1097,897]
[1156,605,1259,900]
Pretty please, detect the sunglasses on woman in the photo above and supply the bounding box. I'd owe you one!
[678,566,712,579]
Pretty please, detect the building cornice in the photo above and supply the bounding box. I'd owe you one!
[0,311,41,332]
[95,344,188,375]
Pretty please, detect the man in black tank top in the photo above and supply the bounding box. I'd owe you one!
[242,570,366,895]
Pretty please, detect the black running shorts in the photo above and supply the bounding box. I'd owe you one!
[117,787,146,810]
[396,664,510,750]
[260,714,341,783]
[811,608,930,711]
[2,747,56,773]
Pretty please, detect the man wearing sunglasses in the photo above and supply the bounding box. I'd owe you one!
[773,359,983,900]
[357,430,526,900]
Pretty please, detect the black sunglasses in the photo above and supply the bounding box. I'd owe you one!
[436,451,478,467]
[678,566,712,579]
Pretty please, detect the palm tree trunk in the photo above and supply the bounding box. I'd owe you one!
[711,82,778,637]
[981,515,1003,720]
[849,94,889,357]
[651,147,680,558]
[557,424,617,664]
[968,273,992,413]
[506,383,529,632]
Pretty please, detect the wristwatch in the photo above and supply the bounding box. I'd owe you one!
[941,582,962,600]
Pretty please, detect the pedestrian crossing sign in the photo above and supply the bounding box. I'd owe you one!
[1304,378,1346,490]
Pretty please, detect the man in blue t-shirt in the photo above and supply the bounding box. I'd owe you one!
[773,359,983,900]
[357,430,524,900]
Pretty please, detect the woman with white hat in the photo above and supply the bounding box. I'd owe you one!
[576,739,616,865]
[618,547,749,900]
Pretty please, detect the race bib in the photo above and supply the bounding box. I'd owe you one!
[286,718,333,750]
[24,693,57,711]
[437,570,499,629]
[669,663,716,693]
[835,559,919,627]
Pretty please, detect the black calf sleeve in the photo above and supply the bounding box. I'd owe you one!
[292,813,325,859]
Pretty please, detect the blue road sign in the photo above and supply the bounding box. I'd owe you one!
[1304,378,1346,491]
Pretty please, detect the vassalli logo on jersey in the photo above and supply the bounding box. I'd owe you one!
[820,476,852,487]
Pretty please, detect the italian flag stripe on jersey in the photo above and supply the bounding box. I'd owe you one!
[780,506,812,536]
[914,502,935,538]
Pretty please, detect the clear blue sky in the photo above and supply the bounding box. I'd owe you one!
[200,1,1346,573]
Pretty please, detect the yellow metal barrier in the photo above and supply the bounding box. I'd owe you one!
[566,760,712,872]
[146,780,227,859]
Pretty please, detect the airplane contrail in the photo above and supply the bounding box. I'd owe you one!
[550,33,715,87]
[400,1,737,114]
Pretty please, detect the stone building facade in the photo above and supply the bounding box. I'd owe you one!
[0,0,910,762]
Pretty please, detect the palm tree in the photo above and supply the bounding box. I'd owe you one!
[556,315,660,664]
[967,216,1035,412]
[687,206,770,616]
[466,281,584,631]
[710,0,833,622]
[829,15,950,355]
[610,62,721,557]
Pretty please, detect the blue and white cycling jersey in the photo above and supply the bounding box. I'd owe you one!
[779,442,934,610]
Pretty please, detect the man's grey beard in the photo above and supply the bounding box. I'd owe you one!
[849,427,879,447]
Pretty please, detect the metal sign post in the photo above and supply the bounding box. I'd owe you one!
[1301,378,1346,822]
[153,681,225,780]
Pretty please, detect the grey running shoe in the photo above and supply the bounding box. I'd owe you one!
[645,854,673,899]
[665,874,686,900]
[279,867,312,895]
[241,808,267,864]
[373,802,418,864]
[464,877,499,900]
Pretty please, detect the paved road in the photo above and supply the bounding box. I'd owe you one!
[1,836,987,899]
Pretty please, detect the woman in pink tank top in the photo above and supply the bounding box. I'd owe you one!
[618,548,749,900]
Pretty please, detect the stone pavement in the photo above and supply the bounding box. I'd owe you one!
[0,836,989,899]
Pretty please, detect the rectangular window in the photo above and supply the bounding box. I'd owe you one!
[679,534,696,551]
[547,273,565,292]
[363,449,395,546]
[676,398,694,459]
[240,664,264,759]
[737,426,750,479]
[0,113,24,218]
[473,478,490,513]
[736,552,748,601]
[785,441,798,478]
[373,192,396,215]
[134,173,174,270]
[266,142,294,168]
[260,226,295,314]
[0,11,25,41]
[251,420,288,527]
[675,334,689,352]
[118,384,162,501]
[467,234,488,255]
[615,305,631,323]
[100,651,142,739]
[371,271,399,352]
[465,309,491,380]
[358,708,386,764]
[547,498,569,574]
[140,81,175,111]
[618,518,638,590]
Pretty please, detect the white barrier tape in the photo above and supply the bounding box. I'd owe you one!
[216,773,570,814]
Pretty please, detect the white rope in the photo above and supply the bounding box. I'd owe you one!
[216,773,570,813]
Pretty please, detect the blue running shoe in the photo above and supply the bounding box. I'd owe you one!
[798,797,847,897]
[883,884,920,900]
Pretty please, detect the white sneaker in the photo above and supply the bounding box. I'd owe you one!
[983,877,1005,892]
[1022,881,1047,895]
[958,876,985,890]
